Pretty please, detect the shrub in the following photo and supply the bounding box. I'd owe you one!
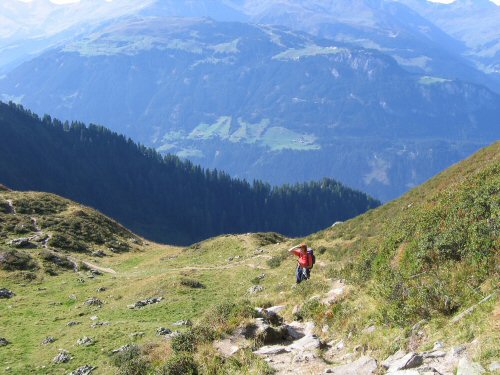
[203,300,256,332]
[266,250,288,269]
[112,345,151,375]
[13,194,68,215]
[180,278,205,289]
[40,250,75,270]
[171,331,196,353]
[253,232,286,246]
[48,234,88,253]
[159,353,198,375]
[0,249,38,271]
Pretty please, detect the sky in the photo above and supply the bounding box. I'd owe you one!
[14,0,500,4]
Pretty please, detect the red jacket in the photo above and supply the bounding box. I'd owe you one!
[292,249,312,268]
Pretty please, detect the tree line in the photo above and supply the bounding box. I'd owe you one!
[0,101,379,244]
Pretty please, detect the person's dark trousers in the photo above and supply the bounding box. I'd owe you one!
[296,265,311,284]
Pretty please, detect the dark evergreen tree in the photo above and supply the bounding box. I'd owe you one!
[0,101,379,244]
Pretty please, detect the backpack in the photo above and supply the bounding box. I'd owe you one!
[307,248,316,269]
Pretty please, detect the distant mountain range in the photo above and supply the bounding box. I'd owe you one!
[1,16,498,201]
[0,101,378,244]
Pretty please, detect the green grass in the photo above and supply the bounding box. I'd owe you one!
[1,142,499,373]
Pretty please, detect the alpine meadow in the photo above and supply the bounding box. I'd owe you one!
[0,1,499,375]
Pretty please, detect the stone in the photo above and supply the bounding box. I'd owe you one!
[53,350,71,364]
[84,297,103,307]
[362,325,376,334]
[156,327,172,336]
[383,351,423,372]
[411,319,427,333]
[422,350,446,359]
[77,337,94,346]
[91,250,106,257]
[324,355,377,374]
[214,339,242,357]
[489,362,500,372]
[256,307,284,326]
[91,321,110,328]
[456,358,485,375]
[9,238,35,248]
[172,320,192,326]
[289,333,321,351]
[433,341,444,350]
[112,344,133,354]
[96,287,107,292]
[450,345,467,357]
[0,288,14,299]
[322,280,346,305]
[254,345,290,355]
[42,336,56,345]
[0,338,10,346]
[249,285,264,294]
[69,365,96,375]
[67,321,81,327]
[127,297,162,309]
[90,316,98,321]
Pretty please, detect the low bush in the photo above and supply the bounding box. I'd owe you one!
[0,249,38,271]
[171,331,196,353]
[159,353,198,375]
[180,278,205,289]
[40,250,75,269]
[48,233,88,253]
[266,250,288,269]
[112,344,151,375]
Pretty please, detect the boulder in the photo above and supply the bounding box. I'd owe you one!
[67,321,81,327]
[172,320,192,326]
[8,238,35,248]
[156,327,172,336]
[96,287,107,292]
[69,365,96,375]
[249,285,264,294]
[41,336,56,345]
[324,355,377,374]
[53,350,71,364]
[383,352,423,372]
[0,288,15,299]
[127,297,162,309]
[456,358,485,375]
[256,307,284,326]
[289,333,321,351]
[84,297,103,307]
[0,338,10,346]
[77,337,94,346]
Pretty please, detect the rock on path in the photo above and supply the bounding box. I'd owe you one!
[324,355,378,374]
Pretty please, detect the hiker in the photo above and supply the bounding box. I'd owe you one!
[288,243,315,284]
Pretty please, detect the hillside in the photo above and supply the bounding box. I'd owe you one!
[0,143,497,374]
[0,101,378,245]
[1,17,499,201]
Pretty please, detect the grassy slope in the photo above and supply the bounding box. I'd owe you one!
[0,142,498,374]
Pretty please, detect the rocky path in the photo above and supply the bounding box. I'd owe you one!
[80,260,117,275]
[212,279,493,375]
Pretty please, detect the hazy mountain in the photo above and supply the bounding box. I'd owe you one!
[396,0,500,79]
[1,17,498,201]
[0,0,152,73]
[231,0,499,92]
